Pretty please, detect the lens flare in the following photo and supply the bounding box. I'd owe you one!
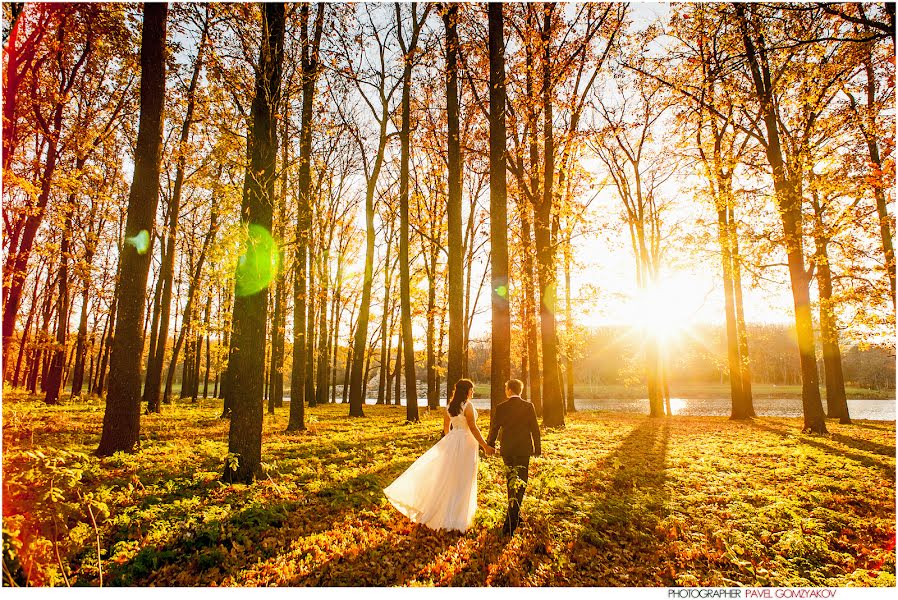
[126,230,150,255]
[235,223,278,296]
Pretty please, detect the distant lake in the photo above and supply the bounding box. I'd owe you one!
[288,396,896,421]
[465,397,896,421]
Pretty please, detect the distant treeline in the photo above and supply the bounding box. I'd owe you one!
[60,323,890,401]
[465,324,895,392]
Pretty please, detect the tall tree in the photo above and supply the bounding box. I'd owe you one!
[396,2,431,422]
[845,22,895,310]
[668,3,756,418]
[733,3,830,433]
[590,64,675,418]
[143,4,211,413]
[535,3,564,427]
[488,2,511,412]
[443,3,464,396]
[223,1,285,482]
[808,171,850,424]
[340,5,403,418]
[2,4,50,176]
[3,6,94,377]
[288,2,325,431]
[97,2,169,456]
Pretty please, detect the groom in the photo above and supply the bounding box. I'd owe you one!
[486,379,542,536]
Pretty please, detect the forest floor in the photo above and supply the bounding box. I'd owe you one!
[2,389,895,587]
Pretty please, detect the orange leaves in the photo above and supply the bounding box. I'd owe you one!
[2,394,897,586]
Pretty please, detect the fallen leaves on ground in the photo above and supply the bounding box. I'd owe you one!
[2,390,895,586]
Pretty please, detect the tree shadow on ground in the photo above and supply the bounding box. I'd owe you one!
[282,524,463,586]
[849,421,894,432]
[452,417,671,586]
[102,449,422,585]
[534,418,672,586]
[441,529,514,586]
[826,432,896,458]
[103,493,334,585]
[747,420,895,480]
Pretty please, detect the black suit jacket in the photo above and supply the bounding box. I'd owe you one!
[486,396,541,458]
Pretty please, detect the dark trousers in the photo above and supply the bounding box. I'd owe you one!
[502,455,530,533]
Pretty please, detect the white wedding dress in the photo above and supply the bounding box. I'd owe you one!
[384,403,479,532]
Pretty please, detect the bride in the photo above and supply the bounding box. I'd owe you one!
[384,378,494,532]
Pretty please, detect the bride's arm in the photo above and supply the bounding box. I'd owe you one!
[464,403,492,453]
[443,410,451,436]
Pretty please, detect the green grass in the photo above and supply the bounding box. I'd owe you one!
[2,389,895,586]
[474,382,896,400]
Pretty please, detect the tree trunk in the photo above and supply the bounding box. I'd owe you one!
[463,211,475,379]
[488,2,511,412]
[342,297,358,405]
[305,234,317,407]
[346,131,393,416]
[143,11,209,412]
[736,4,825,433]
[810,184,850,424]
[190,328,202,401]
[444,3,464,395]
[218,289,233,407]
[144,255,165,408]
[522,202,542,415]
[329,259,343,404]
[273,276,286,407]
[203,297,212,398]
[44,194,75,405]
[537,4,564,427]
[70,230,99,397]
[729,206,755,415]
[268,118,289,412]
[98,3,169,456]
[289,3,324,429]
[267,274,282,414]
[860,53,895,308]
[815,234,849,423]
[394,329,403,407]
[717,206,746,418]
[94,272,119,396]
[426,245,438,409]
[315,248,330,406]
[436,285,448,402]
[223,1,284,483]
[377,235,393,404]
[564,234,575,413]
[13,263,44,388]
[28,278,56,395]
[386,308,396,405]
[180,318,195,400]
[396,3,427,423]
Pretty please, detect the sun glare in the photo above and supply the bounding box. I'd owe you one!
[668,398,687,414]
[622,273,702,344]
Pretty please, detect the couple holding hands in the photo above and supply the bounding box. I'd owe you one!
[384,378,542,536]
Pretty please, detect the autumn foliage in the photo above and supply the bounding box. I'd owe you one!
[3,391,895,587]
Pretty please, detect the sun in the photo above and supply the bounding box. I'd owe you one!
[620,272,704,345]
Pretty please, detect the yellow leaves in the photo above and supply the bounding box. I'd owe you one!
[3,394,897,586]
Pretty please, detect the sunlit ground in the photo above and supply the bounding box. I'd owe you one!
[3,391,894,587]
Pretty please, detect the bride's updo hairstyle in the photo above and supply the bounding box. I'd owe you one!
[447,378,475,417]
